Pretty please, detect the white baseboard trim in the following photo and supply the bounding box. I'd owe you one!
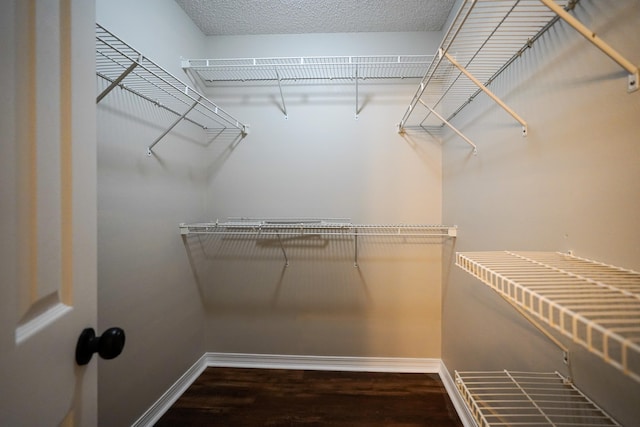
[131,353,474,427]
[438,361,477,427]
[131,353,208,427]
[205,352,442,373]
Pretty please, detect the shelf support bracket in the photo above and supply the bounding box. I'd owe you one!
[418,99,477,153]
[539,0,639,93]
[96,58,139,104]
[147,97,200,156]
[275,68,288,119]
[276,233,289,267]
[501,295,574,383]
[443,51,528,137]
[354,228,359,268]
[355,64,359,119]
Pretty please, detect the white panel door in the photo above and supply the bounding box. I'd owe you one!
[0,0,99,425]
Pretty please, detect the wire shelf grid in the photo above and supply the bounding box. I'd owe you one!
[456,251,640,383]
[399,0,570,129]
[455,370,621,426]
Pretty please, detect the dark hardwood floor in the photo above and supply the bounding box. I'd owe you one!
[155,367,464,426]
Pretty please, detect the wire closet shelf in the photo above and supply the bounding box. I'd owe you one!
[456,251,640,383]
[181,219,457,267]
[181,56,434,84]
[95,23,247,154]
[180,218,457,238]
[455,370,621,426]
[398,0,573,134]
[182,56,434,119]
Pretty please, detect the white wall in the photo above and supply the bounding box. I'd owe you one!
[96,0,208,425]
[97,0,205,76]
[441,1,640,425]
[94,2,447,422]
[188,30,447,359]
[203,31,439,58]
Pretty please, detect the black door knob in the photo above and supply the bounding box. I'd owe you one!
[75,327,126,365]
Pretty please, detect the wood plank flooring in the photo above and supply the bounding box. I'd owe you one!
[155,367,464,426]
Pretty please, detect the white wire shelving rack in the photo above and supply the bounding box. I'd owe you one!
[183,56,433,83]
[456,251,640,383]
[95,24,247,155]
[398,0,639,152]
[182,55,433,119]
[180,218,457,267]
[455,370,621,426]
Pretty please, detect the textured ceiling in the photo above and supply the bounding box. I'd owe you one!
[174,0,456,36]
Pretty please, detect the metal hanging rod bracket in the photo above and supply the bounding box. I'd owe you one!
[539,0,639,93]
